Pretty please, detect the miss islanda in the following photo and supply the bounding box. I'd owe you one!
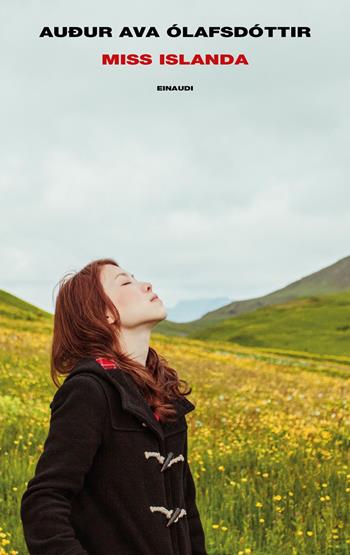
[102,53,249,65]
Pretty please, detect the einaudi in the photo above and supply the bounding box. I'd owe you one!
[157,85,194,91]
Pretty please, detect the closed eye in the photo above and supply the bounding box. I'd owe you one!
[122,282,131,286]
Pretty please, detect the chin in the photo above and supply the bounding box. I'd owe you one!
[155,305,167,320]
[148,300,167,321]
[159,307,168,320]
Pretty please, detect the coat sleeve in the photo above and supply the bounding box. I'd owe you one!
[20,374,108,555]
[183,431,208,555]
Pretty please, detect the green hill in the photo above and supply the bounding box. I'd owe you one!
[199,254,350,321]
[185,291,350,357]
[155,254,350,336]
[0,289,52,332]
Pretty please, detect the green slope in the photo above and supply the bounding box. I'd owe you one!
[0,289,52,332]
[155,254,350,336]
[185,291,350,357]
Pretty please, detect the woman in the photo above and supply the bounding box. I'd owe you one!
[20,258,208,555]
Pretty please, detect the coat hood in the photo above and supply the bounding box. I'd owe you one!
[62,357,196,441]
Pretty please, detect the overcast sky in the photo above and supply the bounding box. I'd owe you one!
[1,0,349,314]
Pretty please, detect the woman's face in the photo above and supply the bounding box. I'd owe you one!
[99,264,167,328]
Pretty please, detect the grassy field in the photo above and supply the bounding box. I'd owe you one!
[1,298,350,554]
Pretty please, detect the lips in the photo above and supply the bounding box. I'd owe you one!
[150,294,159,302]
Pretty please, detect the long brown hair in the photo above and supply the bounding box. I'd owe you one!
[51,258,191,422]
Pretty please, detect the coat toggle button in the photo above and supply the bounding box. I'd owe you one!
[161,451,174,472]
[166,507,182,527]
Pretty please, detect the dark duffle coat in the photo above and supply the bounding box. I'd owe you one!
[20,357,208,555]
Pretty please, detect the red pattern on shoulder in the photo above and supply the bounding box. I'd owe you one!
[95,357,118,370]
[153,411,160,421]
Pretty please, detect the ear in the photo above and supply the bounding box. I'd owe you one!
[105,308,116,324]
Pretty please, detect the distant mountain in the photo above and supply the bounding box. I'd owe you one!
[166,297,231,323]
[199,255,350,321]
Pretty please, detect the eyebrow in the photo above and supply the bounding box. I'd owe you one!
[115,272,135,280]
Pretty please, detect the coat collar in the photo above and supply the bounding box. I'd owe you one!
[63,358,195,441]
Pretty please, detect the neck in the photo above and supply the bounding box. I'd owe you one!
[118,325,152,367]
